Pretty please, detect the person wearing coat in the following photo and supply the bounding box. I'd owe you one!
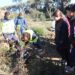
[53,9,70,67]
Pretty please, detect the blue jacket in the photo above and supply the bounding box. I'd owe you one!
[14,16,27,34]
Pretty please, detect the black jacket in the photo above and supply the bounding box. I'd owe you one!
[68,17,75,47]
[69,17,75,40]
[55,19,70,48]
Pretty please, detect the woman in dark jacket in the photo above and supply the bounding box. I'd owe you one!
[53,9,70,65]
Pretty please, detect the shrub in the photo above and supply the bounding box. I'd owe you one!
[32,27,46,36]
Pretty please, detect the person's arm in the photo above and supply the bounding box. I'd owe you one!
[32,33,38,43]
[14,18,18,29]
[32,33,37,40]
[23,18,27,29]
[58,21,68,46]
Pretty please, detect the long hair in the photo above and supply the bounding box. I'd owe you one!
[54,9,70,37]
[61,11,70,37]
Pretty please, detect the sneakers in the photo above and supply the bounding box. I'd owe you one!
[60,60,75,73]
[65,66,75,73]
[23,51,30,60]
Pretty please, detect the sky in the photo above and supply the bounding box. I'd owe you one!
[0,0,27,8]
[69,0,75,4]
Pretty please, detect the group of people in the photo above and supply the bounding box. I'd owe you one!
[2,4,75,73]
[2,11,41,62]
[3,11,27,41]
[3,11,41,46]
[53,4,75,72]
[2,11,44,75]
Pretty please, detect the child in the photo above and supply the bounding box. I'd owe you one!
[14,12,27,35]
[20,29,43,63]
[2,11,19,49]
[21,29,41,48]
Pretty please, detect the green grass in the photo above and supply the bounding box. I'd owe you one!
[32,26,47,36]
[0,22,3,34]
